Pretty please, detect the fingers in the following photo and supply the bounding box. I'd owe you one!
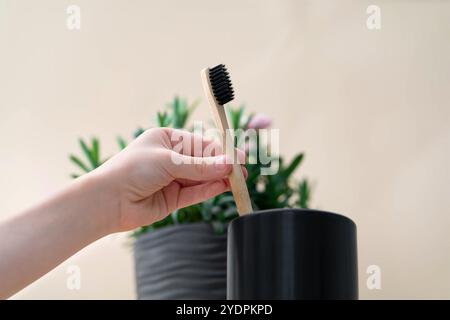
[175,165,247,209]
[165,150,246,181]
[175,164,248,187]
[176,179,230,209]
[159,164,247,214]
[164,154,231,181]
[163,128,246,164]
[164,128,222,157]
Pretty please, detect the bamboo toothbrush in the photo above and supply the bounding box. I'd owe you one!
[201,64,253,215]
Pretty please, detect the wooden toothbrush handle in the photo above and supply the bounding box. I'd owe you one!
[217,107,253,215]
[201,69,253,215]
[228,163,253,215]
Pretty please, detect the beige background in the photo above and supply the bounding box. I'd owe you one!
[0,0,449,299]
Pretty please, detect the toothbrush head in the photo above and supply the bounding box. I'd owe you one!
[209,64,234,105]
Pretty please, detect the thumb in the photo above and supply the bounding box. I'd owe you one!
[165,153,233,181]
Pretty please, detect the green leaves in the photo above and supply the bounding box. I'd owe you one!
[226,105,245,130]
[297,179,311,209]
[157,111,171,127]
[167,96,199,129]
[282,154,304,180]
[248,152,310,210]
[70,137,104,178]
[69,155,90,173]
[134,127,145,138]
[91,138,99,165]
[117,136,127,150]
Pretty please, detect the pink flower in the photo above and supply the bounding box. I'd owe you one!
[247,113,271,129]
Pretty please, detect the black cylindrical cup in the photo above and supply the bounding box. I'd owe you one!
[227,209,358,299]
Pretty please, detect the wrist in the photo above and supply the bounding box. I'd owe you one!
[77,170,121,236]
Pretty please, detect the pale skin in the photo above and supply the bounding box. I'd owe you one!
[0,127,246,299]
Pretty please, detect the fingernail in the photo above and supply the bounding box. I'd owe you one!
[242,166,248,179]
[233,149,246,164]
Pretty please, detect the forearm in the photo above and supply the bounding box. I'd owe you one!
[0,172,116,299]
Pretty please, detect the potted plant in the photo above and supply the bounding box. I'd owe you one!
[69,97,312,299]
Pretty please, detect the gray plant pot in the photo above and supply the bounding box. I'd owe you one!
[134,222,227,299]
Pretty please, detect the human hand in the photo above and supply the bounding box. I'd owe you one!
[90,127,246,233]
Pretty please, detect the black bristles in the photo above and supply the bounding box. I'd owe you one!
[209,64,234,105]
